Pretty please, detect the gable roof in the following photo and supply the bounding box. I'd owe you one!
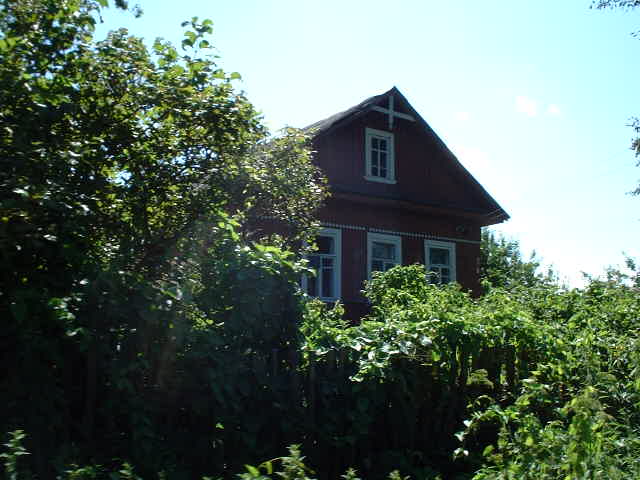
[306,87,510,225]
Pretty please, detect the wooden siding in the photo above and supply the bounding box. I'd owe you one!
[318,198,482,319]
[304,88,507,319]
[313,108,496,216]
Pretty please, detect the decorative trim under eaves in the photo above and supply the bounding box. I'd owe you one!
[321,222,480,245]
[322,222,366,231]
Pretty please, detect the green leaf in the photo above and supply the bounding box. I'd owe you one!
[261,460,273,475]
[245,465,260,476]
[483,444,494,457]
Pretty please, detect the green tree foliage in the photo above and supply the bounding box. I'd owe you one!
[298,264,640,479]
[631,118,640,196]
[1,0,325,476]
[460,271,640,479]
[480,229,555,291]
[593,0,640,10]
[4,257,640,478]
[294,267,564,478]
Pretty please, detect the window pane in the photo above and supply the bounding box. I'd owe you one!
[316,235,334,254]
[371,260,384,272]
[321,267,333,298]
[379,153,387,171]
[308,255,320,269]
[380,167,387,178]
[440,268,450,283]
[371,137,379,149]
[372,242,395,260]
[321,257,333,268]
[379,139,387,151]
[430,247,449,266]
[306,275,318,296]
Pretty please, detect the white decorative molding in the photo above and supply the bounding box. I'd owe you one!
[363,175,397,184]
[371,95,415,129]
[321,222,480,245]
[321,222,366,231]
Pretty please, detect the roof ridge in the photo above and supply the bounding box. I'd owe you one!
[303,88,393,134]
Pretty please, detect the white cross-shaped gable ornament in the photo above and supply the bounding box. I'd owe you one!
[371,94,415,130]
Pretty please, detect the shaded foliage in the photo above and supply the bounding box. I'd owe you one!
[7,260,640,479]
[1,0,325,477]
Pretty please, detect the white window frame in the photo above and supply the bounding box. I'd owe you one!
[302,228,341,301]
[364,127,396,184]
[367,232,402,278]
[424,239,456,284]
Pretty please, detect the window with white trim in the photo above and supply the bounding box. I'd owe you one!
[424,240,456,284]
[365,128,395,183]
[302,228,341,301]
[367,232,402,277]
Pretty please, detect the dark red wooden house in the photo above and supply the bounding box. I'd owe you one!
[301,87,509,318]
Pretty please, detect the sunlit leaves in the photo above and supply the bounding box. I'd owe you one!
[462,272,640,479]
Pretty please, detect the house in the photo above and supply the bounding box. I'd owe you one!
[301,87,509,319]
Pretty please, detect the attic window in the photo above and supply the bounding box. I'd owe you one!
[364,128,396,184]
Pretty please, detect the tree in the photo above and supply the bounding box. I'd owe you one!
[479,229,555,291]
[593,0,640,196]
[631,119,640,196]
[593,0,640,9]
[0,0,325,475]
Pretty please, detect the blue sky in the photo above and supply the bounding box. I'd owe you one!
[97,1,640,285]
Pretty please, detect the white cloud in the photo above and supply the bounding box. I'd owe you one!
[547,103,561,116]
[515,95,538,117]
[515,96,561,117]
[454,111,470,121]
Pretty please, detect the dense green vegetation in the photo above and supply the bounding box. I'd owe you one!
[3,1,640,479]
[4,258,640,479]
[1,0,324,477]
